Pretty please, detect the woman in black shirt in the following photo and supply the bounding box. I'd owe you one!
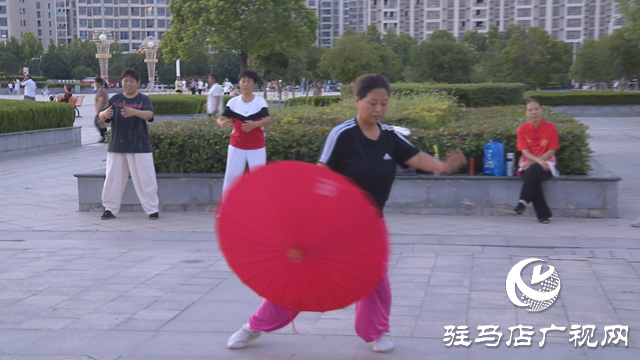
[227,74,466,353]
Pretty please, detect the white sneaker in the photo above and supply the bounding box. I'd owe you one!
[632,220,640,227]
[227,323,261,349]
[373,332,394,353]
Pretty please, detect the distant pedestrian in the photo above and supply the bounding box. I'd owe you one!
[14,78,21,96]
[190,79,197,95]
[197,78,204,95]
[204,73,223,117]
[94,76,109,143]
[97,68,159,221]
[223,78,233,95]
[513,98,560,224]
[175,76,183,93]
[7,82,13,95]
[21,75,37,101]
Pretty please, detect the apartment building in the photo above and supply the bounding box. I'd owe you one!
[369,0,624,44]
[309,0,370,47]
[75,0,170,52]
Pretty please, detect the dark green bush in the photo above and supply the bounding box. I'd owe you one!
[340,83,525,107]
[285,95,342,107]
[148,94,233,114]
[0,99,75,134]
[526,91,640,105]
[149,105,591,175]
[36,82,91,88]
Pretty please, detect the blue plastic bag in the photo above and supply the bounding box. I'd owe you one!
[483,141,505,176]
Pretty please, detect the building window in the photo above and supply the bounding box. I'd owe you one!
[131,7,140,16]
[552,7,559,16]
[157,19,165,28]
[475,21,484,28]
[105,19,113,27]
[93,0,101,3]
[120,31,129,39]
[0,6,6,14]
[122,43,129,51]
[146,7,153,16]
[0,18,7,26]
[93,19,102,27]
[146,19,154,28]
[567,6,582,16]
[120,7,128,15]
[567,18,581,27]
[426,11,439,19]
[131,31,141,39]
[157,7,165,16]
[120,19,129,27]
[566,30,581,39]
[0,30,8,39]
[80,31,88,39]
[516,20,531,27]
[426,22,440,31]
[516,8,531,17]
[552,19,559,27]
[79,19,88,27]
[93,7,101,15]
[538,19,545,27]
[131,19,140,28]
[104,7,113,15]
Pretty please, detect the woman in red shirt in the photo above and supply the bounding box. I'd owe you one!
[514,99,560,223]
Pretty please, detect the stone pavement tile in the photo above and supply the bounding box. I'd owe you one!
[0,330,54,355]
[160,300,261,333]
[413,244,483,254]
[36,307,93,320]
[616,310,640,320]
[469,291,511,309]
[64,313,130,330]
[610,301,640,311]
[467,308,517,330]
[197,277,262,303]
[16,318,76,330]
[130,309,181,321]
[467,342,590,360]
[92,296,158,315]
[440,235,509,246]
[425,285,471,295]
[16,330,155,357]
[318,307,354,320]
[114,319,168,331]
[422,300,468,313]
[585,347,640,360]
[145,299,197,311]
[484,246,558,256]
[428,272,471,287]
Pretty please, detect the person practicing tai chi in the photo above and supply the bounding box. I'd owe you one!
[98,68,159,221]
[513,98,560,224]
[226,74,466,353]
[216,69,271,193]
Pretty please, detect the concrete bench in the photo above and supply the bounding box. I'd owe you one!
[74,160,620,218]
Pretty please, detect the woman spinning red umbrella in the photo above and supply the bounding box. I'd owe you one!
[225,74,466,353]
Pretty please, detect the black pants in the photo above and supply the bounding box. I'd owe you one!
[519,163,553,219]
[94,115,107,137]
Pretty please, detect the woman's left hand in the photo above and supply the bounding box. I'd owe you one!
[121,107,137,118]
[442,151,467,174]
[241,121,259,132]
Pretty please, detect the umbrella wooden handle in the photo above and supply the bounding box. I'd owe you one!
[287,249,304,263]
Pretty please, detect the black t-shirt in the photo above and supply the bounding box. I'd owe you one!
[104,93,154,153]
[319,118,420,211]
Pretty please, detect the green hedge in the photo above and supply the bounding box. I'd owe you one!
[149,105,590,175]
[285,95,342,107]
[526,91,640,105]
[0,100,75,134]
[36,82,91,88]
[340,83,525,107]
[148,94,234,114]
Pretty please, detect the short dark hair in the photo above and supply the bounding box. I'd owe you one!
[95,76,104,85]
[120,68,140,82]
[238,69,259,84]
[208,73,218,82]
[64,84,71,91]
[25,74,32,79]
[353,74,390,100]
[525,98,542,107]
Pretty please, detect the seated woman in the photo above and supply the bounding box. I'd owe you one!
[54,85,73,103]
[513,98,560,224]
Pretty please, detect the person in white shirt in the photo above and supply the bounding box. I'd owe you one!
[203,73,224,116]
[14,78,21,96]
[223,78,233,95]
[197,78,204,95]
[21,75,37,101]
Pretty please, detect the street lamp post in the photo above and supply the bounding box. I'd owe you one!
[609,15,623,35]
[93,30,114,83]
[141,37,159,90]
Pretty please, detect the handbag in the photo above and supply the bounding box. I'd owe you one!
[483,140,505,176]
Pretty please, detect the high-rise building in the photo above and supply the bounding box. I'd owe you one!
[309,0,370,47]
[0,0,76,46]
[75,0,171,52]
[369,0,624,44]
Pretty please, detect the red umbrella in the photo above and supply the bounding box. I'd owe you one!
[216,161,387,312]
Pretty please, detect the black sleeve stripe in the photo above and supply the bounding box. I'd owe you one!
[319,119,357,164]
[224,109,268,121]
[260,107,269,118]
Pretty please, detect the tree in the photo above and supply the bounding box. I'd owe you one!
[319,31,382,83]
[462,29,488,52]
[58,39,99,74]
[616,0,640,38]
[4,37,23,65]
[303,46,326,81]
[0,52,21,74]
[210,52,242,84]
[497,27,565,89]
[72,65,95,80]
[161,0,317,70]
[21,32,43,64]
[411,30,476,83]
[365,24,383,45]
[42,44,71,79]
[570,38,610,83]
[607,30,640,82]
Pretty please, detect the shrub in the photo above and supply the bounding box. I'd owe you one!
[0,99,75,134]
[149,105,591,175]
[340,83,526,107]
[285,95,342,107]
[36,82,91,88]
[148,94,234,114]
[526,91,640,105]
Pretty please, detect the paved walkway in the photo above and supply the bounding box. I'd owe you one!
[0,100,639,358]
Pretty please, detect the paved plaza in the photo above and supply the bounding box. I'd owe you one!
[0,94,639,359]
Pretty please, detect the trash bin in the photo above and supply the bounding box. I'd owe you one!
[75,85,81,94]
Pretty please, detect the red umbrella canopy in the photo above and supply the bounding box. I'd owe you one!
[216,161,387,312]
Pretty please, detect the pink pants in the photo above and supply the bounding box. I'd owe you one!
[248,219,391,343]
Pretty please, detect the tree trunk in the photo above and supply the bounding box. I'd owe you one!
[239,52,249,71]
[290,80,296,98]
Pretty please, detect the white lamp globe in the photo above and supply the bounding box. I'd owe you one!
[99,34,107,41]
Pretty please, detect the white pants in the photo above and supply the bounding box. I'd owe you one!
[102,152,159,215]
[223,145,266,193]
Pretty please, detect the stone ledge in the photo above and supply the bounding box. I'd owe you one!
[74,166,620,218]
[552,105,640,117]
[0,127,82,157]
